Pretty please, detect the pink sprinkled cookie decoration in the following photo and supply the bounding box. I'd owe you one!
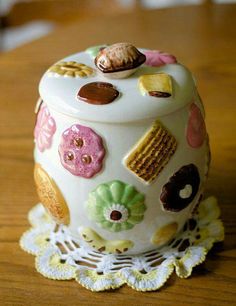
[59,124,105,178]
[186,103,206,148]
[144,50,177,67]
[34,105,56,152]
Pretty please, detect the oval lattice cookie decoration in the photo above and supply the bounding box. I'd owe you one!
[34,163,70,225]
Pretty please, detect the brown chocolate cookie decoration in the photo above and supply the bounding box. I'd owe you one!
[78,82,119,105]
[160,164,200,212]
[34,163,70,225]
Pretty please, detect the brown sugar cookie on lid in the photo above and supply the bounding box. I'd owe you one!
[34,163,70,225]
[77,82,119,105]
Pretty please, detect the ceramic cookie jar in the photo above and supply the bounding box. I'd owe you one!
[34,43,210,255]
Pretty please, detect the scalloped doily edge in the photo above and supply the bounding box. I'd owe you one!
[19,196,224,292]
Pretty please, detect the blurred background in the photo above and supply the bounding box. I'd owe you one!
[0,0,235,52]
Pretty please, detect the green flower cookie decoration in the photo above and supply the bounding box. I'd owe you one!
[86,180,146,232]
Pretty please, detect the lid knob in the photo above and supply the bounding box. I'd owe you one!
[94,42,146,79]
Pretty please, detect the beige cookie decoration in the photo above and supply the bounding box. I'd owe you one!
[138,73,172,98]
[151,222,178,246]
[95,42,146,79]
[34,163,70,225]
[48,61,94,78]
[124,121,177,184]
[80,227,134,254]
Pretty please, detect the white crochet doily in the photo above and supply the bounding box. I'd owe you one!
[20,196,224,292]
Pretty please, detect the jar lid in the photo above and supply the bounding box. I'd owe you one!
[39,45,195,123]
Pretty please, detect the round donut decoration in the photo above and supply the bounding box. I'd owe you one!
[160,164,200,212]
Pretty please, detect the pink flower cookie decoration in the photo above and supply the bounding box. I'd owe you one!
[34,105,56,152]
[186,103,206,148]
[59,124,105,178]
[144,50,177,67]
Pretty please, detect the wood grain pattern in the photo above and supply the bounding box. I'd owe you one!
[2,0,131,27]
[0,4,236,305]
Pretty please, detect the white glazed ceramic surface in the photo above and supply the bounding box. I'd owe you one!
[34,48,209,255]
[39,51,194,122]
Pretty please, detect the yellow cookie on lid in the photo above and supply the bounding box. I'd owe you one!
[138,73,173,98]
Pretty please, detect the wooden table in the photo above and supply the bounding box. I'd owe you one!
[0,4,236,305]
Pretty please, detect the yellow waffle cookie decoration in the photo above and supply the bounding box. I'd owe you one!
[34,163,70,225]
[80,227,134,254]
[138,73,172,98]
[124,121,177,184]
[48,61,94,78]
